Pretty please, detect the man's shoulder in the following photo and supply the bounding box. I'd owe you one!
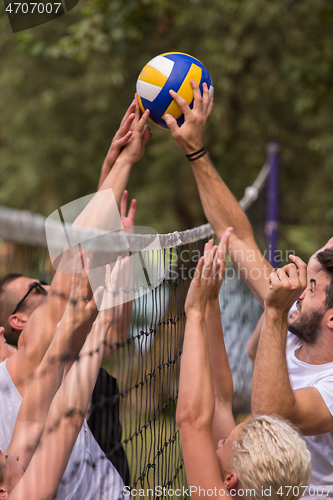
[0,358,11,381]
[0,358,22,397]
[286,330,302,354]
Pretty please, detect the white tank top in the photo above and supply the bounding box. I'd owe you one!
[0,359,124,499]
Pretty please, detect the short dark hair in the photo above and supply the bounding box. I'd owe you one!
[0,273,23,291]
[0,273,23,343]
[316,249,333,309]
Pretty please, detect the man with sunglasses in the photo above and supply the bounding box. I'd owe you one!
[12,280,49,314]
[0,255,130,484]
[0,102,152,499]
[0,276,49,346]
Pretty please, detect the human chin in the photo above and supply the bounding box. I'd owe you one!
[288,309,324,345]
[0,330,16,362]
[287,310,299,327]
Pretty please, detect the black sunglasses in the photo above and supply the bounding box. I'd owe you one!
[12,281,48,315]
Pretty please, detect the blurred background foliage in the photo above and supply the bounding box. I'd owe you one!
[1,0,333,261]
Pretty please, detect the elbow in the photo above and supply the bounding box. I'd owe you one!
[176,406,194,429]
[251,395,273,417]
[214,396,233,416]
[65,408,85,432]
[251,396,277,416]
[252,400,292,420]
[47,407,84,437]
[176,406,211,432]
[252,403,269,417]
[247,340,256,367]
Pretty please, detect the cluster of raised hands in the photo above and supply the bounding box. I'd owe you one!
[1,76,313,500]
[2,255,130,500]
[0,95,153,500]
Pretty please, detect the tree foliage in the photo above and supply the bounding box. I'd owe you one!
[1,0,333,260]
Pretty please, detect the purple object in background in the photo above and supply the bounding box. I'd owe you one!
[265,142,280,268]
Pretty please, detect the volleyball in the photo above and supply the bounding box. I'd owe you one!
[136,52,214,130]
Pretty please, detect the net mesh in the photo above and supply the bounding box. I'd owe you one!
[0,165,267,498]
[112,240,207,495]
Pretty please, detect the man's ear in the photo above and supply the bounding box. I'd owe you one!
[224,471,238,490]
[8,312,28,332]
[0,486,9,500]
[327,311,333,331]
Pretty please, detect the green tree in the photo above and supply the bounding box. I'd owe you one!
[1,0,333,260]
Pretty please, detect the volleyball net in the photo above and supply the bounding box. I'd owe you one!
[0,163,268,497]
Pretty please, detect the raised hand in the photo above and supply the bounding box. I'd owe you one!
[119,94,153,165]
[121,190,136,234]
[185,228,232,315]
[165,80,213,154]
[58,258,102,336]
[265,255,307,314]
[97,256,130,327]
[98,101,136,189]
[208,227,232,301]
[185,239,215,315]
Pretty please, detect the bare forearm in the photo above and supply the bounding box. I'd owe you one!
[10,410,83,500]
[97,158,112,190]
[9,364,65,463]
[15,356,65,429]
[73,157,133,230]
[7,321,77,465]
[51,319,107,420]
[205,299,235,445]
[176,311,215,428]
[205,299,233,404]
[13,292,72,395]
[247,312,264,366]
[14,321,108,500]
[97,150,127,191]
[191,154,272,304]
[252,308,295,416]
[102,300,132,362]
[15,304,93,427]
[191,154,253,241]
[22,158,133,361]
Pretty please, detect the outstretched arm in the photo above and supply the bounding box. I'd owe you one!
[8,103,152,396]
[8,260,125,500]
[72,101,151,229]
[101,190,136,362]
[166,80,272,305]
[176,232,234,500]
[252,256,333,435]
[251,257,306,422]
[97,101,136,189]
[247,312,264,367]
[6,263,100,468]
[204,232,235,447]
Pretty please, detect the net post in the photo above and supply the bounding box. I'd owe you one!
[265,141,280,268]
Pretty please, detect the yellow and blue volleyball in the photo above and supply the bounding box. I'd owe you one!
[136,52,214,130]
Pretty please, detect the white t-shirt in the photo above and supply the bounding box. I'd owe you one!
[287,332,333,498]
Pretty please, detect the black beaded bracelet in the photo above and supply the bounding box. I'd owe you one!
[185,147,207,161]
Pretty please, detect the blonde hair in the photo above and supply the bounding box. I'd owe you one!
[227,415,311,500]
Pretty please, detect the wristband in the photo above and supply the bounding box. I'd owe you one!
[185,147,207,161]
